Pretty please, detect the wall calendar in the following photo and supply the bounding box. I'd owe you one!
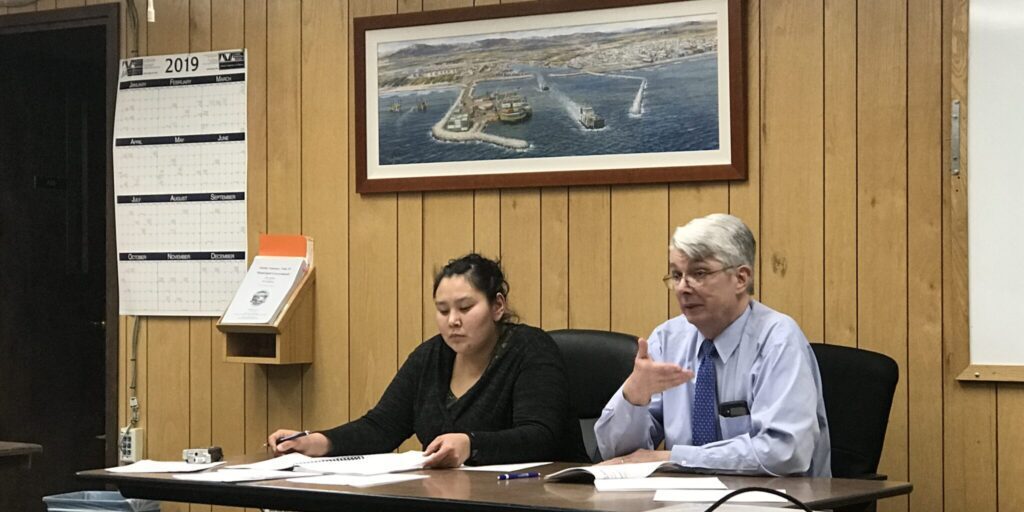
[113,49,247,316]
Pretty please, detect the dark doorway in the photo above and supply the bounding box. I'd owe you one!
[0,5,119,511]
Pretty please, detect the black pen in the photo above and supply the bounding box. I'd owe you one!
[275,430,310,445]
[497,472,540,480]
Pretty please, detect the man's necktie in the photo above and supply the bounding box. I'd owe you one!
[691,339,720,446]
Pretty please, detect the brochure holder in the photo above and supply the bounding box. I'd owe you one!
[217,267,315,364]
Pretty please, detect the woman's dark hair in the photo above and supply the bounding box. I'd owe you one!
[432,253,517,323]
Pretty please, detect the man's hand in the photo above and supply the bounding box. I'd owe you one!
[423,433,471,468]
[267,430,331,456]
[621,338,694,406]
[597,448,671,465]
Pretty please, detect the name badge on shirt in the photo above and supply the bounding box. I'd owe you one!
[718,400,750,418]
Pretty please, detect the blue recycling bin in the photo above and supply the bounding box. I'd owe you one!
[43,491,159,512]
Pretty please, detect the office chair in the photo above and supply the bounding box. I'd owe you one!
[811,343,899,512]
[549,329,638,462]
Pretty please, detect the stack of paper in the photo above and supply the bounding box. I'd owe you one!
[286,473,429,488]
[220,234,314,325]
[294,451,428,476]
[219,255,307,324]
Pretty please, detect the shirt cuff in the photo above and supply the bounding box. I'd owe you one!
[670,444,699,465]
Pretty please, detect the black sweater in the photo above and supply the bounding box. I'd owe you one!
[320,324,588,464]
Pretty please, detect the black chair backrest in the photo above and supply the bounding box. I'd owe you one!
[811,343,898,479]
[549,328,638,462]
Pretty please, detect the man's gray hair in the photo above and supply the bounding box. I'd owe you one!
[670,213,755,294]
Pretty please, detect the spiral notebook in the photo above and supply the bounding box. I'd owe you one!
[293,451,428,476]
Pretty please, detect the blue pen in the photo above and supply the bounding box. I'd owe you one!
[497,471,540,481]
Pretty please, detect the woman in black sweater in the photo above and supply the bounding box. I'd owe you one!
[269,253,587,467]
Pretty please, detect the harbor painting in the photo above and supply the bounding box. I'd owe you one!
[355,0,745,193]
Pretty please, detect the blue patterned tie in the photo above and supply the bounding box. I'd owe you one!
[692,339,720,446]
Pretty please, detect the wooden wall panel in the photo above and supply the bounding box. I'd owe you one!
[208,11,247,511]
[610,186,667,338]
[541,188,569,330]
[243,0,269,460]
[998,387,1024,511]
[348,0,400,424]
[858,3,910,510]
[474,190,501,258]
[906,0,944,511]
[759,0,824,342]
[823,0,857,348]
[7,2,35,13]
[729,0,760,300]
[263,0,307,500]
[568,187,610,330]
[298,0,350,433]
[944,0,997,510]
[501,190,542,324]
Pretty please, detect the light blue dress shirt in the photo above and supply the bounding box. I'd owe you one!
[594,300,831,477]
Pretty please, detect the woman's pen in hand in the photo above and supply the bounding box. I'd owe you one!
[263,430,310,448]
[497,472,540,480]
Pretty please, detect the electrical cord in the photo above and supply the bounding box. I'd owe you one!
[703,486,813,512]
[126,0,139,57]
[119,316,142,462]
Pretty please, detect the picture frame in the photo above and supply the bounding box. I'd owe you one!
[354,0,745,193]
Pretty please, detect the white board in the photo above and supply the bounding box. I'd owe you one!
[967,0,1024,365]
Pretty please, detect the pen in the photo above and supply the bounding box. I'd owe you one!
[497,472,540,481]
[275,430,310,445]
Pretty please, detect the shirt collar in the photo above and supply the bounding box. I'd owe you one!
[696,302,752,364]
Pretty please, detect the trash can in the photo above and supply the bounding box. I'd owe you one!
[43,491,159,512]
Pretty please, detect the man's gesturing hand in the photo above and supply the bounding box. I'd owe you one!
[621,338,694,406]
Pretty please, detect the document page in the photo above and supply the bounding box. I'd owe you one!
[594,477,726,492]
[220,256,306,324]
[653,489,787,503]
[545,461,686,482]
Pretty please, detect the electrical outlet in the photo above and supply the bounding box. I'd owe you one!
[118,428,144,464]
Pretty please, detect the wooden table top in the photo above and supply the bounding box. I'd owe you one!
[79,456,912,512]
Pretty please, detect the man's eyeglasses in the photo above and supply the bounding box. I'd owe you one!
[662,266,736,290]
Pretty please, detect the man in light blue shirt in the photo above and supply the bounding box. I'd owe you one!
[594,213,831,477]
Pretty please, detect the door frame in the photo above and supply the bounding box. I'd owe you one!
[0,3,120,466]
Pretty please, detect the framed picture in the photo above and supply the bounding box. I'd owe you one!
[354,0,745,193]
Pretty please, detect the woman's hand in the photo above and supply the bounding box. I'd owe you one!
[423,433,471,468]
[267,430,331,456]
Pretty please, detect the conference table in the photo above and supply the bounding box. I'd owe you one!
[78,456,912,512]
[0,441,42,471]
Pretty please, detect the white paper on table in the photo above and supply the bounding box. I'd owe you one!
[224,453,313,471]
[653,489,787,503]
[648,504,790,512]
[288,473,429,488]
[173,469,297,482]
[595,477,727,492]
[457,462,550,472]
[106,460,226,473]
[293,450,428,476]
